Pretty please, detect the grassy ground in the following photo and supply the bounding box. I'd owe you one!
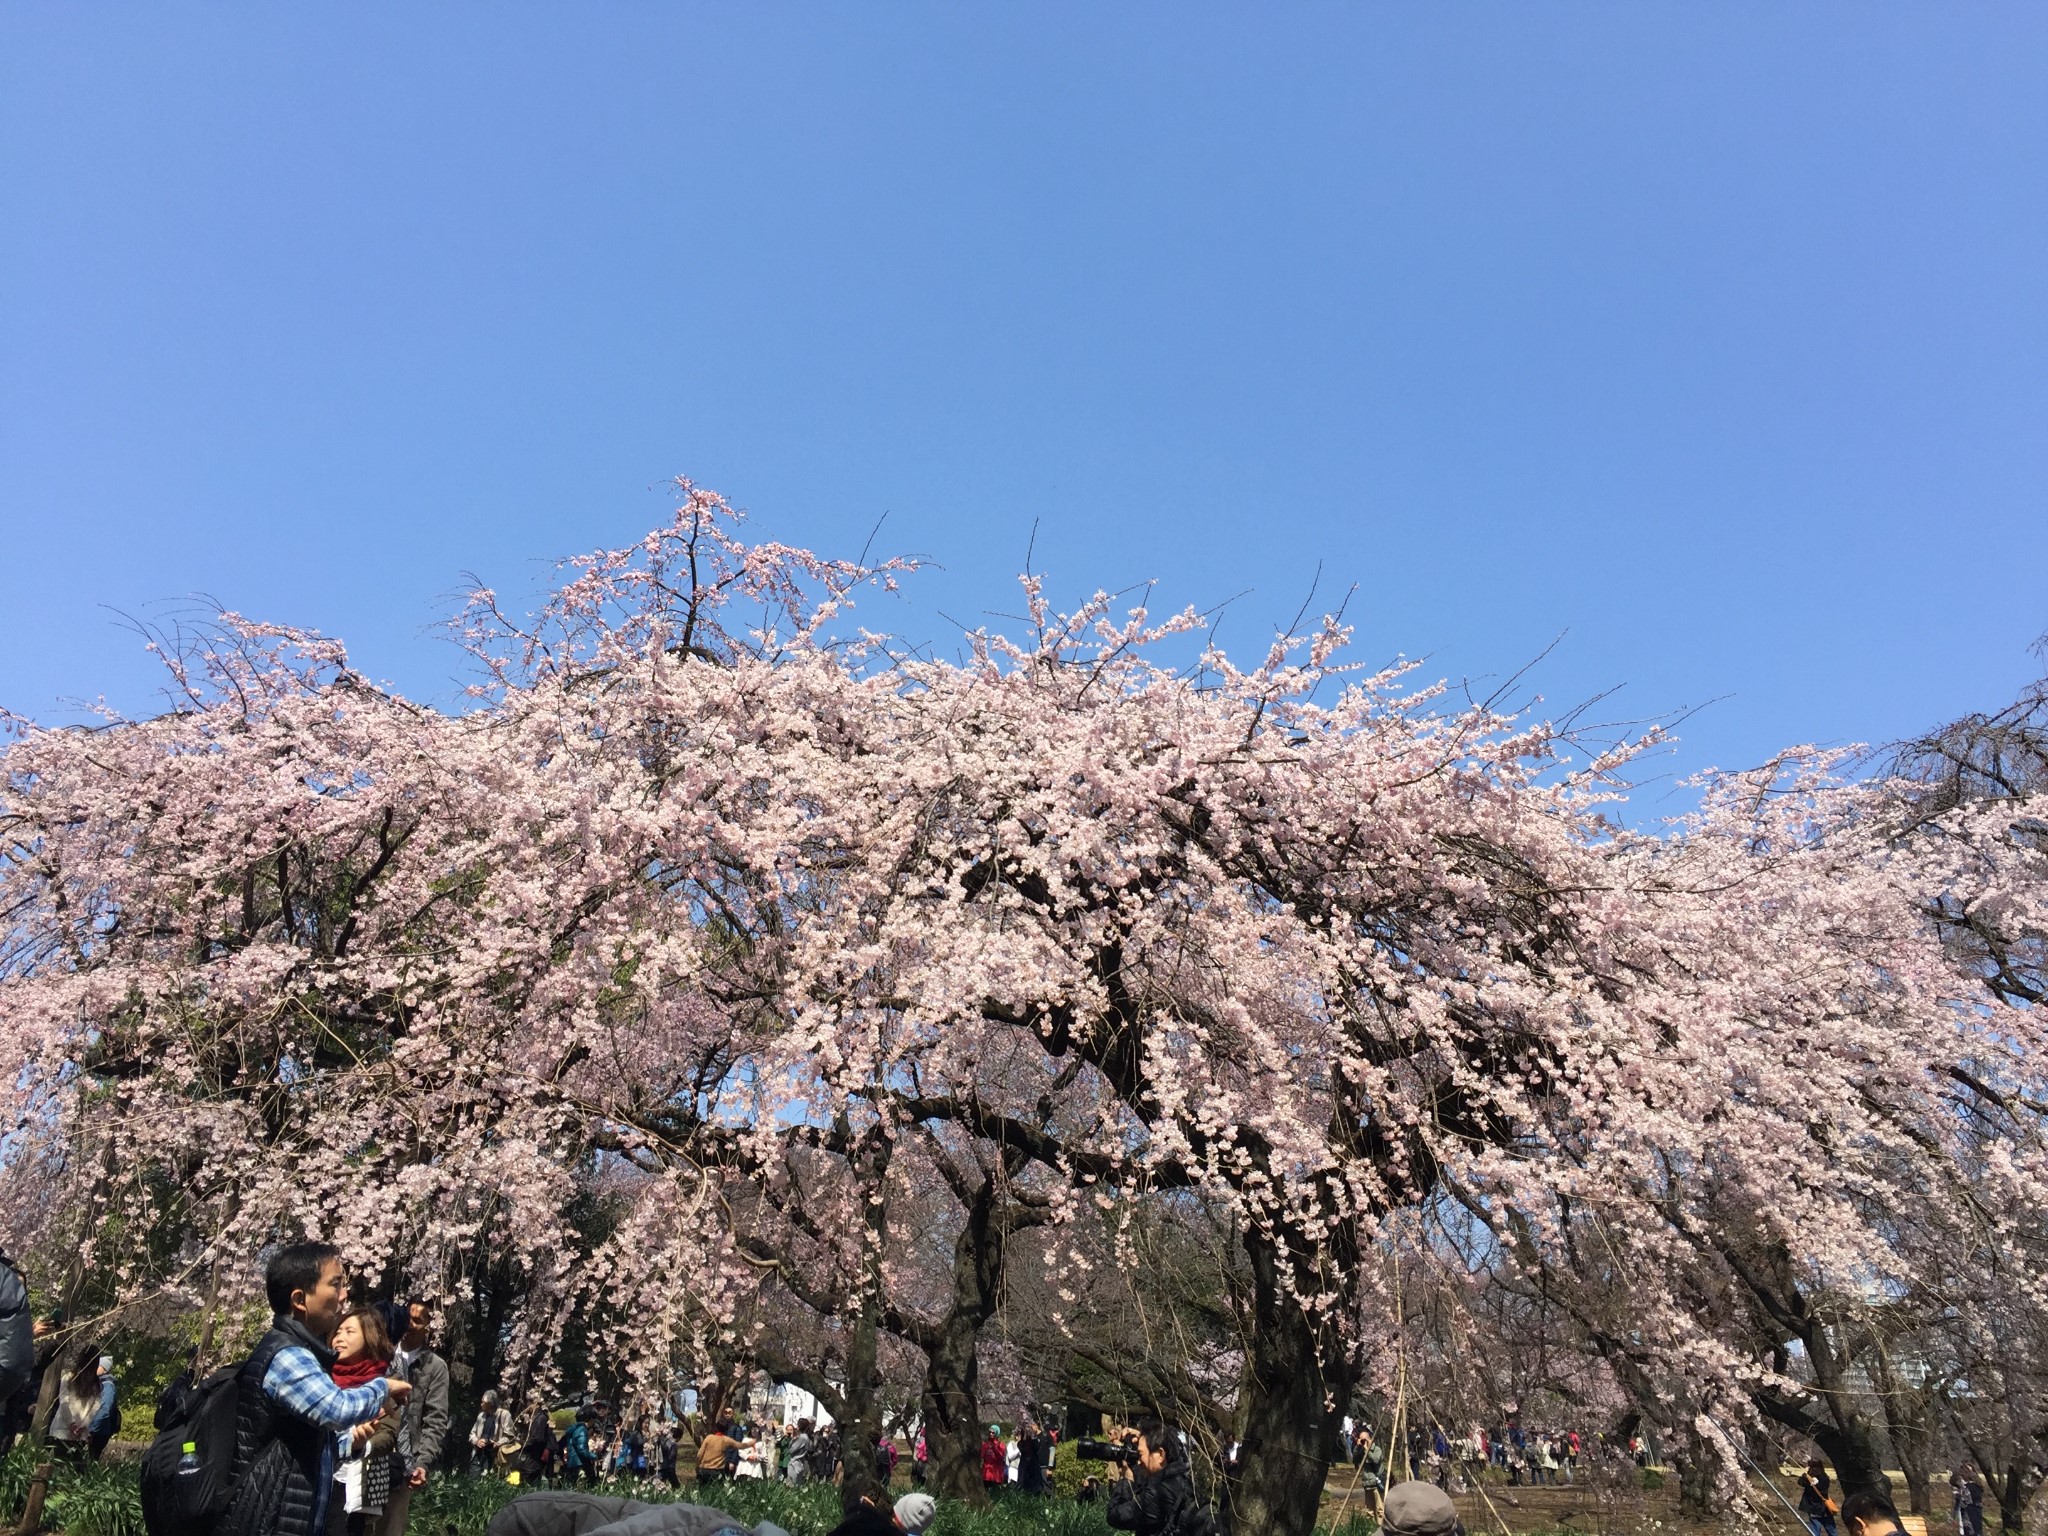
[3,1444,1962,1536]
[1341,1469,1959,1536]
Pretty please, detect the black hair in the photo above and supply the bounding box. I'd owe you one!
[1132,1415,1175,1454]
[265,1241,342,1316]
[1839,1490,1904,1534]
[405,1296,436,1316]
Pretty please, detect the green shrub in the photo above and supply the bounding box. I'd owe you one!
[1639,1467,1666,1491]
[0,1446,45,1523]
[1046,1452,1089,1500]
[47,1462,145,1536]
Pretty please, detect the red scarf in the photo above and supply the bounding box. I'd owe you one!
[332,1353,387,1389]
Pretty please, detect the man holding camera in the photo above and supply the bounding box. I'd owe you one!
[1102,1417,1200,1536]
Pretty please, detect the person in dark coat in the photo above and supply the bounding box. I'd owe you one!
[0,1256,33,1420]
[1105,1418,1199,1536]
[520,1404,560,1484]
[1017,1420,1048,1495]
[1798,1458,1838,1536]
[219,1244,412,1536]
[1,1311,61,1459]
[1952,1461,1986,1536]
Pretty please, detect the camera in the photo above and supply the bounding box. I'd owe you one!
[1075,1436,1139,1466]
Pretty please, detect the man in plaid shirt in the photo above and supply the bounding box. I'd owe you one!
[221,1245,412,1536]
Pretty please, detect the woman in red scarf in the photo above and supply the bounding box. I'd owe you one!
[330,1306,398,1536]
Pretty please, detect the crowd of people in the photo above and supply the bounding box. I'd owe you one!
[1339,1419,1616,1504]
[486,1401,1075,1501]
[0,1241,1982,1536]
[490,1405,856,1491]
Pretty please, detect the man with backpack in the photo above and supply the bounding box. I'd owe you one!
[145,1242,411,1536]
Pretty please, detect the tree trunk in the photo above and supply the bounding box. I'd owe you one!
[1675,1424,1721,1514]
[835,1128,894,1519]
[837,1300,885,1517]
[1808,1419,1889,1504]
[1994,1465,2039,1536]
[1754,1367,1889,1500]
[917,1177,1006,1506]
[921,1305,987,1505]
[1222,1225,1356,1536]
[1871,1344,1933,1516]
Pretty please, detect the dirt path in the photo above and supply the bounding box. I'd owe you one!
[1315,1471,1956,1536]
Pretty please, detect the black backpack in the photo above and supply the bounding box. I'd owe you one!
[139,1354,263,1536]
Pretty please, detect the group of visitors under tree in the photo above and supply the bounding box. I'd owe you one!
[0,1240,1993,1536]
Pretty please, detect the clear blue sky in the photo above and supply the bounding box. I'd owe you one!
[5,6,2044,806]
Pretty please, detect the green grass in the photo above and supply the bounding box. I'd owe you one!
[418,1476,1115,1536]
[46,1463,145,1536]
[0,1456,1207,1536]
[0,1449,144,1536]
[411,1473,528,1536]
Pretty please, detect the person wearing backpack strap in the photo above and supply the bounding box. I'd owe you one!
[0,1251,33,1411]
[217,1243,412,1536]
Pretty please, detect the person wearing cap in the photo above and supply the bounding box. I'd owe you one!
[1381,1479,1464,1536]
[980,1425,1005,1488]
[822,1492,934,1536]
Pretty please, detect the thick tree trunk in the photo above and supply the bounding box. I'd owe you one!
[836,1128,894,1519]
[1808,1419,1889,1503]
[920,1306,987,1505]
[1223,1225,1356,1536]
[1753,1324,1889,1503]
[1993,1465,2039,1536]
[837,1302,885,1517]
[1675,1425,1721,1514]
[1871,1346,1933,1515]
[917,1180,1006,1506]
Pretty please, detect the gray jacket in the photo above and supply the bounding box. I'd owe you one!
[394,1347,451,1473]
[484,1493,785,1536]
[485,1494,652,1536]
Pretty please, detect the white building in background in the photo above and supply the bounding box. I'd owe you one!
[743,1375,835,1428]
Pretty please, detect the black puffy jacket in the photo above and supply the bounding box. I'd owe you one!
[1106,1449,1201,1536]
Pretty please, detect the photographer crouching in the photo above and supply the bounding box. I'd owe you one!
[1079,1417,1204,1536]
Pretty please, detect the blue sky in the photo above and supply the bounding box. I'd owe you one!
[4,6,2044,809]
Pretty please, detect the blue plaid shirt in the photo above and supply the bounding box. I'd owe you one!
[261,1347,389,1533]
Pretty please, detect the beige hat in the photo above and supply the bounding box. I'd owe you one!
[1383,1480,1461,1536]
